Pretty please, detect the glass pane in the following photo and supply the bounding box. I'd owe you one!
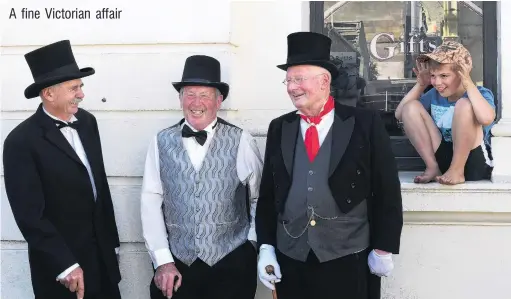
[323,1,484,136]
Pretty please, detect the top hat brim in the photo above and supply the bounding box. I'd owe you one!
[24,67,95,99]
[172,80,230,101]
[277,60,340,80]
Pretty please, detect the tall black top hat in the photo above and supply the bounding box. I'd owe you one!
[24,40,95,99]
[277,32,339,79]
[172,55,229,101]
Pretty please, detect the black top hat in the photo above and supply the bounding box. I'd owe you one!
[172,55,229,101]
[24,40,95,99]
[277,32,339,79]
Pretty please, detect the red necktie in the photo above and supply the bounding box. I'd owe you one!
[300,96,335,162]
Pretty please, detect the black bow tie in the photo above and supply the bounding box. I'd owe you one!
[182,124,208,146]
[54,120,79,130]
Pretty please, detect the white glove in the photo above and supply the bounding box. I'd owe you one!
[257,244,282,290]
[368,249,394,277]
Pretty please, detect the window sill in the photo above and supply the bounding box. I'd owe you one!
[399,171,511,214]
[399,171,496,190]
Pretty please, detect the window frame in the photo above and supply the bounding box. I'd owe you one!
[310,1,500,171]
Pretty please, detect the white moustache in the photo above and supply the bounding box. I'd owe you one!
[71,98,83,105]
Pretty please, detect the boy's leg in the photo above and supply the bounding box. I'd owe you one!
[436,98,484,185]
[401,100,443,183]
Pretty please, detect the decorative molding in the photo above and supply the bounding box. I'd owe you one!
[404,211,511,225]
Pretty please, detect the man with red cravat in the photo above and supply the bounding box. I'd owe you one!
[255,32,404,299]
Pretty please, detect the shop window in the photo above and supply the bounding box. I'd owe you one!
[310,1,499,171]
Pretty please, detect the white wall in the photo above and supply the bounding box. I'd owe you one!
[2,1,511,299]
[0,1,308,299]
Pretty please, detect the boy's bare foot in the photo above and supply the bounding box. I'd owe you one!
[436,168,465,185]
[414,168,442,183]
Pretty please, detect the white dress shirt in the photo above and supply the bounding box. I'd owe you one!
[141,118,263,269]
[297,108,335,146]
[42,108,118,280]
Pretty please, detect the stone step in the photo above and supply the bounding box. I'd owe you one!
[399,171,511,215]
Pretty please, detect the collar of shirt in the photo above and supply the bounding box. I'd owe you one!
[297,109,335,146]
[181,118,218,135]
[295,97,332,117]
[43,106,78,125]
[296,108,335,126]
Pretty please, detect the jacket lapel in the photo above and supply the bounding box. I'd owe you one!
[36,105,85,167]
[281,114,300,177]
[75,120,103,193]
[328,104,355,176]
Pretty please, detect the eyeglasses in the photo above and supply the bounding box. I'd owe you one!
[183,92,214,101]
[282,73,326,86]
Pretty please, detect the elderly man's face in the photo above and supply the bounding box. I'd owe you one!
[180,86,222,130]
[285,65,328,111]
[43,79,84,120]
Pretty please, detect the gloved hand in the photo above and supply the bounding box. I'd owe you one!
[368,249,394,277]
[257,244,282,290]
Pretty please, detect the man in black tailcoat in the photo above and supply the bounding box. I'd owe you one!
[255,32,403,299]
[3,40,121,299]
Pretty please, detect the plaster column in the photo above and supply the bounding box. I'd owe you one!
[490,1,511,183]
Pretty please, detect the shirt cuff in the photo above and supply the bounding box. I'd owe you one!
[115,247,120,255]
[248,227,257,243]
[373,250,392,258]
[149,248,174,269]
[56,263,80,280]
[259,244,275,252]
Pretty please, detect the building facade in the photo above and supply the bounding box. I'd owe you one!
[1,1,511,298]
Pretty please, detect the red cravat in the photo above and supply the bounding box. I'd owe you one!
[300,96,335,162]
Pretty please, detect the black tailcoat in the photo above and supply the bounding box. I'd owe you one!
[255,102,403,299]
[3,104,121,298]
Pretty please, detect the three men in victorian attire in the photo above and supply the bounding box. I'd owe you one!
[3,40,122,299]
[255,32,404,299]
[140,55,263,299]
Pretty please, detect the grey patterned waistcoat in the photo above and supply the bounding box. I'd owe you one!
[277,127,370,262]
[157,121,250,266]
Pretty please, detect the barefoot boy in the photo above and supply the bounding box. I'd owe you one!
[395,41,495,185]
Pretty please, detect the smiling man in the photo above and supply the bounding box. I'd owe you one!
[140,55,263,299]
[255,32,403,299]
[3,40,121,299]
[395,41,496,185]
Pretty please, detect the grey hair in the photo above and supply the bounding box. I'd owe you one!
[179,87,221,99]
[39,83,62,100]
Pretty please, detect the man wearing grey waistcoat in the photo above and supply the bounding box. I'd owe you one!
[140,55,263,299]
[255,32,403,299]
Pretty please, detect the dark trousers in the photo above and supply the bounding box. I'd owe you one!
[276,248,369,299]
[150,241,257,299]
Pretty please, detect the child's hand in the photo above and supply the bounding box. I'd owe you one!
[413,61,430,87]
[457,56,473,88]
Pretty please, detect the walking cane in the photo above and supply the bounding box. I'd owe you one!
[265,265,278,299]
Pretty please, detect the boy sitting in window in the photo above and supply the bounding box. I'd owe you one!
[395,41,495,185]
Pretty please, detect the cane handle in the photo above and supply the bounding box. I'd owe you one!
[265,265,278,299]
[265,265,275,275]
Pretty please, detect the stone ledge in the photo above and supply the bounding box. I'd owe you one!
[490,121,511,137]
[399,171,505,191]
[400,172,511,214]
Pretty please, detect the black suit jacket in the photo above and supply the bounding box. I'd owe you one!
[255,102,403,298]
[3,104,121,297]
